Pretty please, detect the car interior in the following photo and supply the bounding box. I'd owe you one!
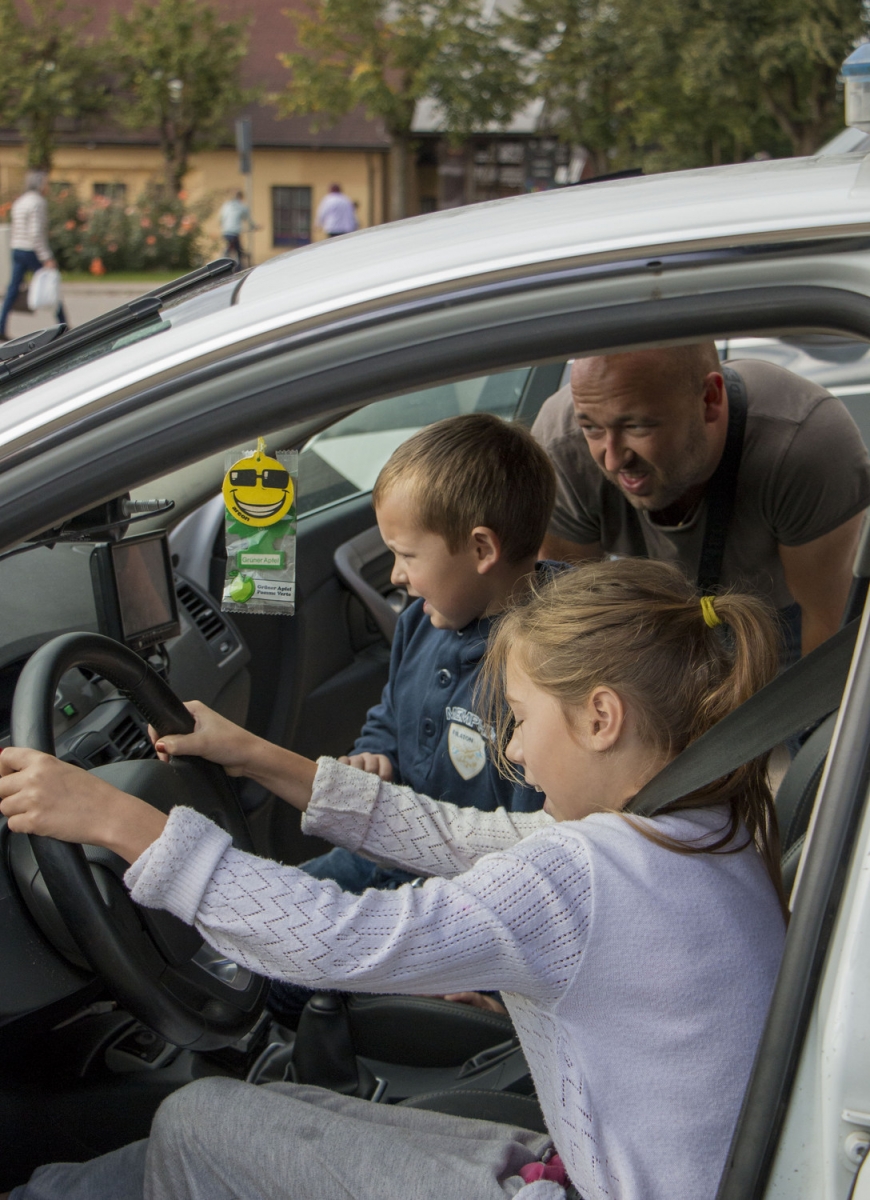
[1,315,870,1188]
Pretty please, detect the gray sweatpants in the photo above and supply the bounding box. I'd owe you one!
[11,1079,552,1200]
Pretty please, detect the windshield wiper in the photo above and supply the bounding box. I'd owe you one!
[0,257,239,383]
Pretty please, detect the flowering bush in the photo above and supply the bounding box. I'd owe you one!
[44,184,211,273]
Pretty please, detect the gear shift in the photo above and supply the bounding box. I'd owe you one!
[293,993,378,1099]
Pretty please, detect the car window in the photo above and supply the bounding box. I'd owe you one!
[296,367,532,516]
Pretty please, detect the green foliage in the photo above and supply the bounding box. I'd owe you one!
[274,0,521,216]
[0,0,109,168]
[277,0,519,139]
[505,0,868,174]
[111,0,253,194]
[46,185,209,272]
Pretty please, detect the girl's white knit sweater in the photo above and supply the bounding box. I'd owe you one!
[124,758,785,1200]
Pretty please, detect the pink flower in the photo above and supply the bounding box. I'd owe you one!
[64,219,75,230]
[140,217,151,228]
[145,234,156,244]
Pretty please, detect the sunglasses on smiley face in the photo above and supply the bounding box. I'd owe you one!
[229,468,290,490]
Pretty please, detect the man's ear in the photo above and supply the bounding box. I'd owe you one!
[470,526,502,573]
[586,687,625,750]
[701,372,727,425]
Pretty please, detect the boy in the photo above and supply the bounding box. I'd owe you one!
[267,412,557,1020]
[300,411,558,896]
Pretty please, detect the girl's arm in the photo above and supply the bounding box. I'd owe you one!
[303,757,553,878]
[158,704,552,875]
[0,704,549,875]
[126,804,590,1003]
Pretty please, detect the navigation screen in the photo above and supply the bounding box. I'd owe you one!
[111,536,176,641]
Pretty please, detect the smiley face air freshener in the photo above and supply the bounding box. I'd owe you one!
[221,438,298,616]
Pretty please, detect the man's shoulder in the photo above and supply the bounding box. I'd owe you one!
[731,358,842,425]
[531,382,576,446]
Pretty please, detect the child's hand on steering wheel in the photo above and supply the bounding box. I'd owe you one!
[149,701,260,776]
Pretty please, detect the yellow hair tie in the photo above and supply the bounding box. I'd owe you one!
[700,595,721,628]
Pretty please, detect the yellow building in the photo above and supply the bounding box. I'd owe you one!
[0,0,391,264]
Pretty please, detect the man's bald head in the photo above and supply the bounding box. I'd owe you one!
[571,343,721,408]
[569,342,728,516]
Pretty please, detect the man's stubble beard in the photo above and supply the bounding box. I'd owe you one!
[602,414,710,514]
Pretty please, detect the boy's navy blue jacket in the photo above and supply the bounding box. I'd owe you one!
[354,590,550,814]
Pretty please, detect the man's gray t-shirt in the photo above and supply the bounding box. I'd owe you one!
[531,359,870,609]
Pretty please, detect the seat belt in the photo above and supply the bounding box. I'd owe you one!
[623,366,748,590]
[625,618,859,818]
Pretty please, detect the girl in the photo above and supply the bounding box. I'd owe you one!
[0,559,786,1200]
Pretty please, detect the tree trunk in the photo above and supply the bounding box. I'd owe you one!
[27,112,53,170]
[388,136,409,221]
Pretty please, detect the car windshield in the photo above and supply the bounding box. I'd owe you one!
[0,272,242,404]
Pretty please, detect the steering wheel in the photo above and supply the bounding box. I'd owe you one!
[6,632,268,1051]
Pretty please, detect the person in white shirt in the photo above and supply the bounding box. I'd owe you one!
[0,170,67,339]
[315,183,358,236]
[0,560,786,1200]
[218,190,257,264]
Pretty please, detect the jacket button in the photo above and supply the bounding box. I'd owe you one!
[438,669,452,687]
[422,718,436,736]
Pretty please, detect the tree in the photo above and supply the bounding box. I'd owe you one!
[274,0,522,220]
[681,0,867,158]
[509,0,867,177]
[500,0,634,178]
[0,0,108,170]
[111,0,252,195]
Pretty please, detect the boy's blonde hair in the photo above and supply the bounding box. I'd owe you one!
[481,558,785,902]
[372,413,556,564]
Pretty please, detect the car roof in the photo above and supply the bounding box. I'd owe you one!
[238,153,870,315]
[2,153,870,454]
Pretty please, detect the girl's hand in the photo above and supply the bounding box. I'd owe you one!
[443,991,509,1016]
[0,748,167,863]
[153,701,318,813]
[150,701,259,776]
[338,752,394,782]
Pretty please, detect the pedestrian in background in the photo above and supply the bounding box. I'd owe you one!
[316,183,358,237]
[0,170,67,341]
[219,190,257,265]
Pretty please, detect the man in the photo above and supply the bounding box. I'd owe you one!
[532,343,870,656]
[219,190,257,263]
[0,170,67,340]
[315,183,358,237]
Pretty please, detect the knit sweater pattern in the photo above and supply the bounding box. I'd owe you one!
[125,759,785,1200]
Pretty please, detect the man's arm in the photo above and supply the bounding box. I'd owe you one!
[779,512,864,655]
[539,533,602,564]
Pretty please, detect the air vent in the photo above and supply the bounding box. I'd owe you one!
[176,581,225,642]
[109,715,155,760]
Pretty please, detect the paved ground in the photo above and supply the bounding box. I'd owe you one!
[4,281,157,340]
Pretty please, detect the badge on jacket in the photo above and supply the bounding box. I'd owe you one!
[448,722,486,779]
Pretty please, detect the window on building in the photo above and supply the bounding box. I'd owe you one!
[93,182,127,202]
[272,186,311,248]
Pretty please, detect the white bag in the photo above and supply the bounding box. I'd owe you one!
[27,266,61,311]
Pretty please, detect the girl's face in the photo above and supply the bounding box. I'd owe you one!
[504,653,657,822]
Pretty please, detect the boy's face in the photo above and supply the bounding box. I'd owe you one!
[376,486,490,630]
